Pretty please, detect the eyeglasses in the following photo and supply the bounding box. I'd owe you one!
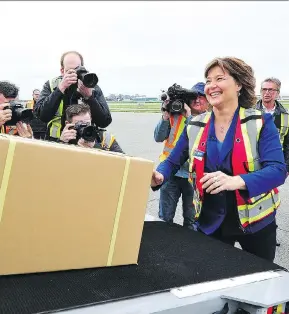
[261,88,279,94]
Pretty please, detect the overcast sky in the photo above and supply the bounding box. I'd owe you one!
[1,1,288,99]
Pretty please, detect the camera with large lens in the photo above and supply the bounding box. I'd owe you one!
[75,66,98,88]
[3,101,34,126]
[69,121,100,143]
[161,83,198,114]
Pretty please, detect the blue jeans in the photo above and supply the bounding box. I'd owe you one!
[159,176,195,227]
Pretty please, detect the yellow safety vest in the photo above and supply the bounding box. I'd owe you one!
[26,100,35,110]
[47,77,64,139]
[187,107,280,228]
[279,111,289,146]
[101,131,115,150]
[159,114,187,162]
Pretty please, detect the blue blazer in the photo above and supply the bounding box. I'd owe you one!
[156,107,287,235]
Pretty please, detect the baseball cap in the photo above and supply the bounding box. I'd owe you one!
[192,82,205,96]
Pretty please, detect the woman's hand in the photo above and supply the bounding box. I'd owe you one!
[200,171,246,194]
[151,170,164,187]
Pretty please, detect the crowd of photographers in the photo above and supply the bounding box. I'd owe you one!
[0,51,122,153]
[0,51,288,254]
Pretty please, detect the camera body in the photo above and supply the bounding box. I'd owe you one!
[161,83,198,114]
[3,102,34,126]
[75,66,98,89]
[69,121,100,143]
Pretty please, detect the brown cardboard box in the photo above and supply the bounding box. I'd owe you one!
[0,134,154,275]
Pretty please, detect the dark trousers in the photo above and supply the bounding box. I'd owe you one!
[33,132,46,140]
[210,221,277,262]
[159,176,195,227]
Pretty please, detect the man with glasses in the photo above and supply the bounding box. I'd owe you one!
[154,82,209,229]
[256,78,289,172]
[256,77,289,248]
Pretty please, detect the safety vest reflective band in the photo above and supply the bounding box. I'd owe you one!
[187,107,280,228]
[6,126,17,135]
[159,114,187,162]
[101,131,115,150]
[267,303,286,314]
[0,126,17,135]
[279,112,289,146]
[47,77,64,139]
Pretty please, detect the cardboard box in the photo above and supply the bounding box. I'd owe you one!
[0,134,154,275]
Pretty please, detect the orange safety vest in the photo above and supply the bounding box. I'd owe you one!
[187,107,280,228]
[0,125,17,135]
[159,114,187,162]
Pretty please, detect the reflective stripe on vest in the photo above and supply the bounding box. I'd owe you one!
[102,131,114,150]
[159,114,187,162]
[6,126,17,135]
[0,126,17,135]
[47,77,64,139]
[187,107,280,227]
[279,112,289,146]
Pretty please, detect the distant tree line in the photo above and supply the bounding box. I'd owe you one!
[105,94,147,101]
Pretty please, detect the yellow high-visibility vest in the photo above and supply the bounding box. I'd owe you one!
[101,131,115,150]
[47,77,64,139]
[187,107,280,228]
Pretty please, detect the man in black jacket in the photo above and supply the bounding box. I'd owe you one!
[26,89,47,140]
[255,77,289,172]
[34,51,112,142]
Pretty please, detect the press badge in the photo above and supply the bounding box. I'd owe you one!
[193,149,205,161]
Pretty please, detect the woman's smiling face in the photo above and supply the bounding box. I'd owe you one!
[205,66,241,108]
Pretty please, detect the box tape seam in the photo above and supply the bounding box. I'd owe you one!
[107,156,131,266]
[0,138,16,222]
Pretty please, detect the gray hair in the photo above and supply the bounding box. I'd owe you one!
[261,77,281,91]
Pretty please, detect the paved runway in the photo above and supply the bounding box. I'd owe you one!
[108,112,289,270]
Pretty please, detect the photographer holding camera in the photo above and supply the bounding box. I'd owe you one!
[0,81,34,139]
[59,103,124,153]
[154,82,209,229]
[34,51,112,142]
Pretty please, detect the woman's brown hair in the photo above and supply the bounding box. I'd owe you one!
[204,57,256,108]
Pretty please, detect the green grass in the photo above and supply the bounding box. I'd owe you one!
[108,101,289,113]
[108,102,161,113]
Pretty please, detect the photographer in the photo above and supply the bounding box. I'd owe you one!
[59,103,124,153]
[34,51,112,142]
[154,82,209,229]
[0,81,33,139]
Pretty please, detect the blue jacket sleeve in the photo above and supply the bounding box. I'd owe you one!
[154,118,171,142]
[156,126,189,182]
[240,113,287,198]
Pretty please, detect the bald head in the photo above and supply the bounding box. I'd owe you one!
[60,51,84,75]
